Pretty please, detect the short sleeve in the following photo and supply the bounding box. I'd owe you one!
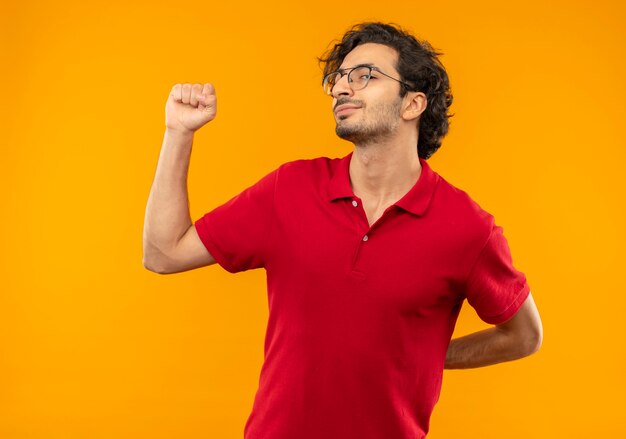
[464,223,530,325]
[194,167,278,273]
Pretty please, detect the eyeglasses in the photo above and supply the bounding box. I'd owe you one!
[322,64,413,96]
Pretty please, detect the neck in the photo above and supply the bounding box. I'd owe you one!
[349,134,422,203]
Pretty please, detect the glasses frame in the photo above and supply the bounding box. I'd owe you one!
[322,64,414,96]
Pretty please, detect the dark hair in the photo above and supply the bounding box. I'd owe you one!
[319,22,454,159]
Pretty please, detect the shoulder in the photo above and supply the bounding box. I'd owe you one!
[437,175,493,218]
[275,155,341,181]
[430,171,496,242]
[278,156,338,172]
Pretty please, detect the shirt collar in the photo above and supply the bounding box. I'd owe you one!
[328,151,440,217]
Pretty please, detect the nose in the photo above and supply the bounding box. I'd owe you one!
[331,74,353,98]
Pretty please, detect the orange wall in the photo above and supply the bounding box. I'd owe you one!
[2,0,625,437]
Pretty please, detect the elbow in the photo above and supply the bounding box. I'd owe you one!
[523,335,542,357]
[143,260,162,274]
[521,324,543,357]
[143,256,170,274]
[532,328,543,354]
[142,245,173,275]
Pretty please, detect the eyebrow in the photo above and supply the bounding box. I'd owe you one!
[337,63,376,73]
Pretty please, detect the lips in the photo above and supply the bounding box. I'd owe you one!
[334,104,361,117]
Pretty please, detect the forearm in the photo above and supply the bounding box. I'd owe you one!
[143,128,195,266]
[444,326,534,369]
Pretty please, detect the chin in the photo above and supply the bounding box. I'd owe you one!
[336,127,362,143]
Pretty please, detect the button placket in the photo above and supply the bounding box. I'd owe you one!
[348,197,370,276]
[350,205,400,276]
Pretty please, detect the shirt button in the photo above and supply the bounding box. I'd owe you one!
[362,235,369,242]
[352,200,358,207]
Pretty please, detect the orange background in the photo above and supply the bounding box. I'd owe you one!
[2,0,625,437]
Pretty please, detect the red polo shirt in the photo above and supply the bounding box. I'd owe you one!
[194,152,530,439]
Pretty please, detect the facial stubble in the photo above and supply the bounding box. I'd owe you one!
[335,98,404,146]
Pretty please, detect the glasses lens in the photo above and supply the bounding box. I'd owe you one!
[323,72,340,95]
[348,66,372,91]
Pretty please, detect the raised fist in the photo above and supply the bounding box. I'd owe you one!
[165,83,217,133]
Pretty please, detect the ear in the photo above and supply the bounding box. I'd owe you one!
[401,92,427,122]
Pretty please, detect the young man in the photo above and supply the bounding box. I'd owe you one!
[143,22,542,439]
